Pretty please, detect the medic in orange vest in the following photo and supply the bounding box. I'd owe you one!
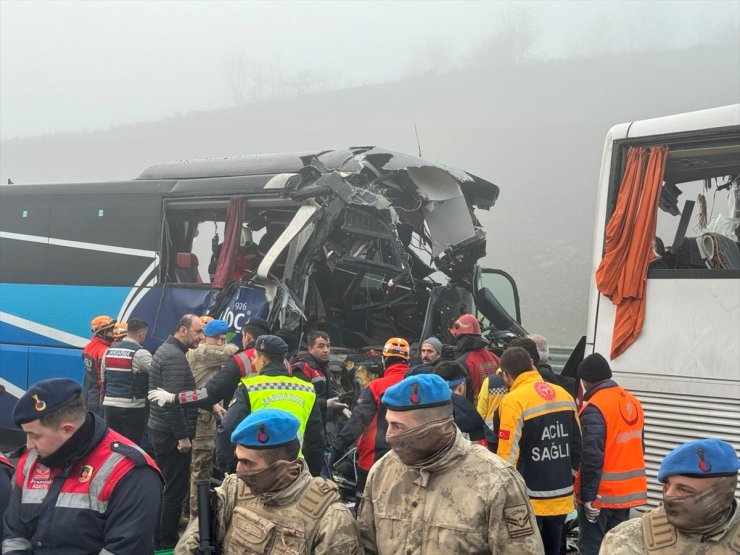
[3,378,162,555]
[573,353,647,555]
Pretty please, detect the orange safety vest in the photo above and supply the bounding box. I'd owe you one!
[575,386,647,509]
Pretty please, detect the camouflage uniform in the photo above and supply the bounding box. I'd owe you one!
[600,504,740,554]
[175,464,363,554]
[357,429,543,554]
[186,342,239,514]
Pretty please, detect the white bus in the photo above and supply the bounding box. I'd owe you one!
[586,104,740,505]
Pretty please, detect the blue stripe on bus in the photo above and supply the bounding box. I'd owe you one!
[0,283,131,339]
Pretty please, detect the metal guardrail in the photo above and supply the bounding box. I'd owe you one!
[549,346,574,375]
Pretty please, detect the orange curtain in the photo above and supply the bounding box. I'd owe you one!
[595,145,668,359]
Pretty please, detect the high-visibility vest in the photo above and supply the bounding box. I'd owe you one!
[239,374,317,440]
[575,386,647,509]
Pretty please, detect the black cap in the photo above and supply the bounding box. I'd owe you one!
[578,353,612,382]
[243,317,270,337]
[254,334,289,356]
[13,378,82,426]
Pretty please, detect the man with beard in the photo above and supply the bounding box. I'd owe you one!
[175,409,361,554]
[601,438,740,554]
[358,373,543,554]
[148,314,205,549]
[2,378,162,555]
[450,313,499,405]
[292,331,349,423]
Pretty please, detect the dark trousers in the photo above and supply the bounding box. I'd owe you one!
[149,428,191,549]
[536,514,566,555]
[105,405,148,445]
[577,506,630,555]
[355,467,369,505]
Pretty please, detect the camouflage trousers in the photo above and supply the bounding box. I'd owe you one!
[189,410,217,516]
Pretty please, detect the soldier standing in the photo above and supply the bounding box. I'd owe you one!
[185,319,238,516]
[357,374,544,554]
[175,408,362,554]
[601,438,740,554]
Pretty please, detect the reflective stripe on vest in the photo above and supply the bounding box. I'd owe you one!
[234,351,256,378]
[17,430,158,514]
[575,386,647,509]
[240,375,316,439]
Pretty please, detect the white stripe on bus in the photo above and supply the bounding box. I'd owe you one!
[0,231,157,258]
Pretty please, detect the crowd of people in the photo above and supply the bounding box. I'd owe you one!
[1,311,739,555]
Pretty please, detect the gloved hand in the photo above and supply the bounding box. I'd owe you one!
[148,388,176,407]
[584,500,601,523]
[327,397,349,411]
[342,408,352,419]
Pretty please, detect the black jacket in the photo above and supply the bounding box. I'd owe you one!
[291,351,334,420]
[218,361,325,477]
[451,393,495,447]
[148,336,197,440]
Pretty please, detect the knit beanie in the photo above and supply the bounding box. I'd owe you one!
[422,337,443,355]
[578,353,612,382]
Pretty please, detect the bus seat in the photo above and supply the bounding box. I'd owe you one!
[175,252,203,284]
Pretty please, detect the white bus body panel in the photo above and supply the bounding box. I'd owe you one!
[587,104,740,506]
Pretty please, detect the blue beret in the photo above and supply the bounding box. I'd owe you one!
[231,408,300,449]
[382,374,451,411]
[658,438,740,482]
[254,334,288,356]
[204,319,228,337]
[13,378,82,426]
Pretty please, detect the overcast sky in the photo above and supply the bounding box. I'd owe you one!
[1,0,737,140]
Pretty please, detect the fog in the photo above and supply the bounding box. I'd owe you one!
[1,1,739,345]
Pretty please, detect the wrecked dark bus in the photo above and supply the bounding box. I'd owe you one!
[0,147,524,427]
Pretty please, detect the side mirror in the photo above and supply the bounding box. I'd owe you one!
[476,269,521,325]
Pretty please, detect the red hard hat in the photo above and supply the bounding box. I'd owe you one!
[450,313,481,336]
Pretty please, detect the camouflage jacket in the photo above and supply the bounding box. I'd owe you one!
[175,464,362,555]
[600,503,740,554]
[187,342,239,389]
[357,429,544,554]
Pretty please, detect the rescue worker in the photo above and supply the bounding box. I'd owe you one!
[2,378,162,555]
[148,317,269,473]
[357,373,544,554]
[81,314,116,416]
[495,346,582,555]
[101,318,152,444]
[292,331,349,423]
[175,409,362,554]
[185,318,238,516]
[601,438,740,554]
[450,313,499,405]
[329,337,411,502]
[0,453,13,539]
[574,353,647,555]
[219,335,325,476]
[529,334,578,398]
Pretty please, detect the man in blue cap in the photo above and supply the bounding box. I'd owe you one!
[219,335,325,476]
[2,378,162,555]
[184,318,239,516]
[175,408,361,554]
[601,438,740,553]
[357,373,544,554]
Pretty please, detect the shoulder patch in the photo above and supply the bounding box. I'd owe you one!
[110,441,146,467]
[504,504,535,539]
[296,478,340,519]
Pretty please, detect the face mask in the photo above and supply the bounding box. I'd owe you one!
[237,459,301,495]
[663,475,737,535]
[386,416,456,466]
